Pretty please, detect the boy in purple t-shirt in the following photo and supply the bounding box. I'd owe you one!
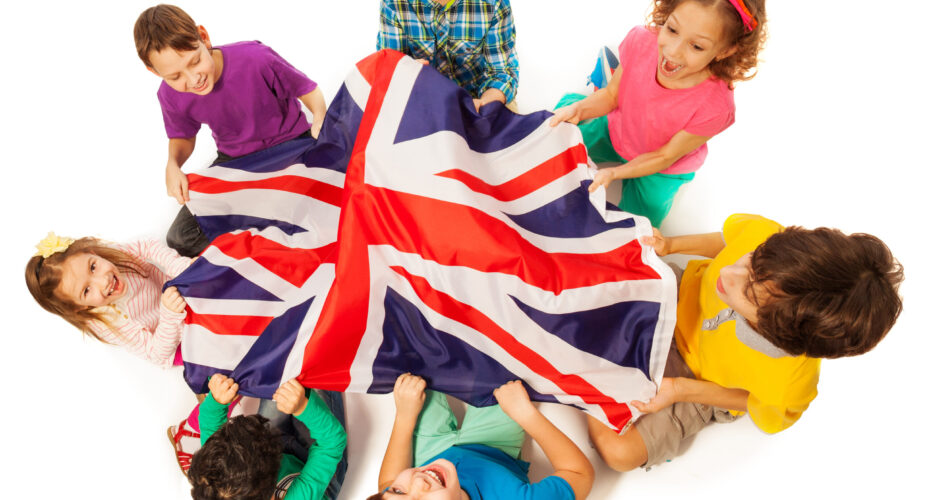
[134,4,327,256]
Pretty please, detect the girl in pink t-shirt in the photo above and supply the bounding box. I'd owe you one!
[551,0,767,227]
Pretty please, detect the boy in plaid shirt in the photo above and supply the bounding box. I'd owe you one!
[377,0,519,111]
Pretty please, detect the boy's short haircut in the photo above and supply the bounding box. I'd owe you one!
[749,226,904,359]
[188,414,283,500]
[134,4,200,67]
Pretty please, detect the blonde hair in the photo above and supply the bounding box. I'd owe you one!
[25,237,147,342]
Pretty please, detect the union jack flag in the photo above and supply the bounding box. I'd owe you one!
[168,50,677,432]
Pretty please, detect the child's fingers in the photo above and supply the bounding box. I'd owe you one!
[209,373,226,389]
[394,372,417,391]
[629,400,650,413]
[170,184,185,205]
[549,114,565,127]
[280,379,302,398]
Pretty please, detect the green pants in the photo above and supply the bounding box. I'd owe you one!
[413,391,525,465]
[555,93,694,227]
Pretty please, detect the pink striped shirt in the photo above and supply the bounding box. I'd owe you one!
[88,240,192,367]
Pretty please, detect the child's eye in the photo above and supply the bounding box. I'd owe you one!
[667,26,678,34]
[693,44,704,51]
[83,287,90,297]
[90,262,96,272]
[390,487,405,494]
[192,57,200,65]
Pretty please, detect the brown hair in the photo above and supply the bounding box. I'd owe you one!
[134,4,201,68]
[188,415,282,500]
[749,227,904,359]
[649,0,767,86]
[366,494,385,500]
[25,237,147,342]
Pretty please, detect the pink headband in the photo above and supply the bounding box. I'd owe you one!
[728,0,758,32]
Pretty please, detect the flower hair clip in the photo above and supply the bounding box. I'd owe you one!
[35,232,74,258]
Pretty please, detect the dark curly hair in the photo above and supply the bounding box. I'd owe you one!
[749,227,904,359]
[189,414,283,500]
[649,0,767,86]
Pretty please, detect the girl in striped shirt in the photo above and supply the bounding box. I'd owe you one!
[26,233,193,366]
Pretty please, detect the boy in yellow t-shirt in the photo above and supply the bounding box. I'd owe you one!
[587,214,904,471]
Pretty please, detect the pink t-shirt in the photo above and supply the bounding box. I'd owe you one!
[606,26,735,175]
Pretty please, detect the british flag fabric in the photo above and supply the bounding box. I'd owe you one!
[167,50,677,431]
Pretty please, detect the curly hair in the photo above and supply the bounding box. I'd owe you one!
[649,0,767,86]
[134,4,201,68]
[749,227,904,359]
[188,414,283,500]
[25,237,147,342]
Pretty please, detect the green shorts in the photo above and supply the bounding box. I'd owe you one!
[555,93,695,227]
[413,391,525,465]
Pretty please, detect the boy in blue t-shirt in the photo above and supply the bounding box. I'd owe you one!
[368,374,593,499]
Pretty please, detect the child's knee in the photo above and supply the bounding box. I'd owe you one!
[587,417,647,472]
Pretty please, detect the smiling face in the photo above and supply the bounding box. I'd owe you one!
[716,252,767,325]
[147,27,220,95]
[656,1,736,88]
[55,253,127,309]
[383,459,465,500]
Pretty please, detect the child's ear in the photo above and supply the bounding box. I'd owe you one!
[716,45,738,62]
[146,66,160,77]
[197,25,212,49]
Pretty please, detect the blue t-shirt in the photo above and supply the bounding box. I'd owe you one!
[428,444,574,499]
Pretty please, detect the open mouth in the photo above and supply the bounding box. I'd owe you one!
[660,57,683,76]
[108,275,121,297]
[190,78,208,92]
[421,467,446,487]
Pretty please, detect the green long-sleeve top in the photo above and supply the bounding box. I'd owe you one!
[199,390,347,499]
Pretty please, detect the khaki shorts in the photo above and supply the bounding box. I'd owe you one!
[635,342,739,469]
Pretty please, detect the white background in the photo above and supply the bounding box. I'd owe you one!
[2,1,925,498]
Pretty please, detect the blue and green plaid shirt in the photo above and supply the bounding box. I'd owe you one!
[377,0,519,102]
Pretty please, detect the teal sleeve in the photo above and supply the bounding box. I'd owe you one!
[284,390,347,500]
[199,393,230,445]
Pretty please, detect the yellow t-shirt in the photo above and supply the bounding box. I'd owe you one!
[675,214,821,434]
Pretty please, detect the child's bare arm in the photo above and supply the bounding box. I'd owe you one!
[166,136,196,204]
[641,228,725,258]
[550,66,623,126]
[377,373,427,491]
[631,377,748,414]
[588,129,710,191]
[494,381,594,500]
[299,88,327,139]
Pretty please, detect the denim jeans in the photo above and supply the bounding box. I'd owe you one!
[258,390,348,499]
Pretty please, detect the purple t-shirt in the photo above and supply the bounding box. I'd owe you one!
[157,41,317,158]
